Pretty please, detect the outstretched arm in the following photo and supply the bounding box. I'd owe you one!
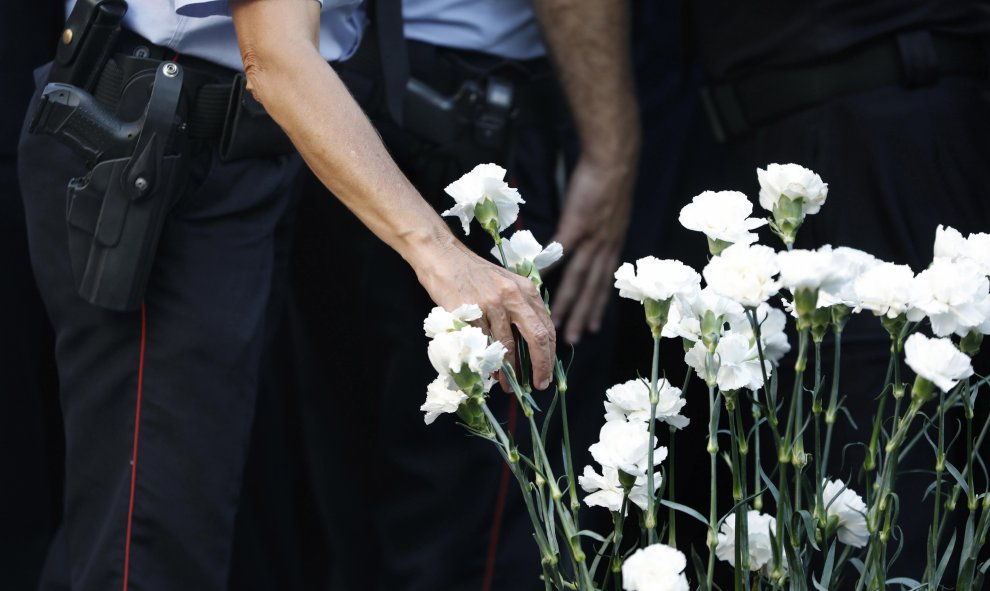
[228,0,557,388]
[532,0,641,345]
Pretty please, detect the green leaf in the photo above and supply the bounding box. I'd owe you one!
[817,540,836,591]
[576,530,608,543]
[659,499,709,526]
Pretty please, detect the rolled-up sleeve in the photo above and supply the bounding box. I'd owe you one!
[175,0,324,18]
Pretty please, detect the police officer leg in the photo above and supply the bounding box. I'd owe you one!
[19,103,303,589]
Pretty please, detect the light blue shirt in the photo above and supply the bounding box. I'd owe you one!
[403,0,546,60]
[65,0,364,71]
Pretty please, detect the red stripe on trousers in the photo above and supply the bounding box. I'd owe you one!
[482,396,519,591]
[122,302,147,590]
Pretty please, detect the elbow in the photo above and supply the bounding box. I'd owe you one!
[240,46,272,105]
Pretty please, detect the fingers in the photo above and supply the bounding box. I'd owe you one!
[589,252,619,332]
[551,243,592,328]
[484,297,518,381]
[564,247,611,344]
[500,275,556,390]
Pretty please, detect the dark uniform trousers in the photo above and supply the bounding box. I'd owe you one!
[19,63,304,590]
[278,41,618,590]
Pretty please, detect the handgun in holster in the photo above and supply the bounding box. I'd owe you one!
[403,74,517,156]
[29,0,188,311]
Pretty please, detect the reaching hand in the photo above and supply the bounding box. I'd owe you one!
[549,155,635,345]
[414,238,557,391]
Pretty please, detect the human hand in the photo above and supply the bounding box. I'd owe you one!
[413,237,557,391]
[549,155,635,345]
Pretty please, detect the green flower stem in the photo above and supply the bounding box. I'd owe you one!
[480,403,564,587]
[790,327,810,516]
[729,399,751,589]
[611,494,630,591]
[860,392,927,589]
[667,370,692,547]
[752,395,763,512]
[556,360,581,518]
[706,383,720,590]
[668,425,677,546]
[812,340,825,525]
[746,309,785,457]
[924,389,947,587]
[645,336,661,543]
[821,325,843,476]
[503,363,593,590]
[746,307,790,585]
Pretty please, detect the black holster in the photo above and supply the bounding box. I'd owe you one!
[32,63,186,311]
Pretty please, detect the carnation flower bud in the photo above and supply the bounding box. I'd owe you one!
[644,297,673,338]
[769,195,805,248]
[960,331,983,357]
[473,198,500,235]
[910,375,936,404]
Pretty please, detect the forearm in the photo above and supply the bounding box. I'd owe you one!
[532,0,641,166]
[230,0,455,271]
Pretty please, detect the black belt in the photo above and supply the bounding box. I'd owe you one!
[92,29,293,159]
[700,31,990,143]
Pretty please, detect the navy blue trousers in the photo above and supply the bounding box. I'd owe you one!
[19,70,303,590]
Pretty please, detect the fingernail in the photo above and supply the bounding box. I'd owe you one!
[539,379,551,390]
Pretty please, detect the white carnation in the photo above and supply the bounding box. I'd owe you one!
[703,243,781,308]
[420,376,468,425]
[621,544,690,591]
[614,257,701,303]
[730,303,791,364]
[427,326,507,389]
[685,331,771,391]
[442,163,524,235]
[776,245,848,295]
[578,465,659,513]
[588,420,667,478]
[903,333,974,393]
[757,163,828,215]
[423,304,483,338]
[907,259,990,337]
[603,378,689,429]
[678,190,767,246]
[822,479,869,548]
[715,510,779,572]
[853,262,916,319]
[817,246,881,308]
[490,229,563,275]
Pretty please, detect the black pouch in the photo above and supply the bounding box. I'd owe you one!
[219,74,294,161]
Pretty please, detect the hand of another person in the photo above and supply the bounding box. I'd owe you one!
[414,237,557,391]
[549,155,634,345]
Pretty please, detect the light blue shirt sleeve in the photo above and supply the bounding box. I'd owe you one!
[175,0,324,18]
[62,0,364,70]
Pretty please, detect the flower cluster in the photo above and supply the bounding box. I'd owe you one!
[420,303,507,425]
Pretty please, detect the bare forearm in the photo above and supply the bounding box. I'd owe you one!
[532,0,641,165]
[231,0,454,271]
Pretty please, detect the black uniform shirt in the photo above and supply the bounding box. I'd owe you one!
[692,0,990,81]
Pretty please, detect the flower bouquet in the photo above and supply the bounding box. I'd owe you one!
[421,162,990,590]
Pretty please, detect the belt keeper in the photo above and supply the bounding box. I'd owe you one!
[897,30,938,88]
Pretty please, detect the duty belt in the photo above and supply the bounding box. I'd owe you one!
[92,29,293,160]
[700,31,990,143]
